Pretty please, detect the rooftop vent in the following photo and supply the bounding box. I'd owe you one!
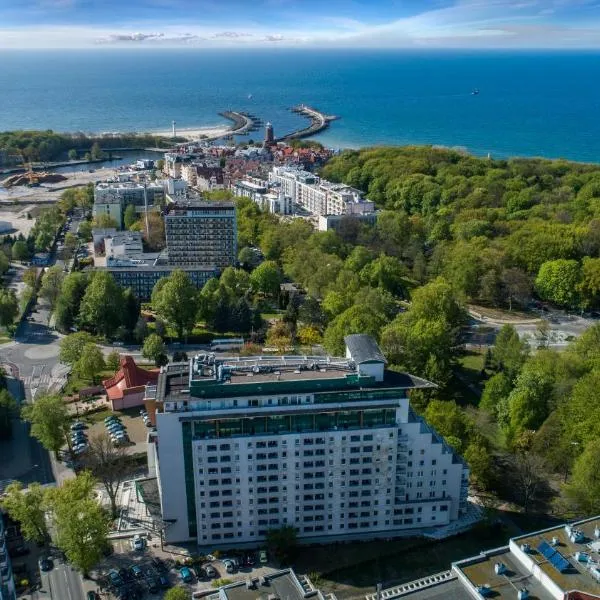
[517,589,529,600]
[476,585,491,597]
[520,543,531,553]
[551,537,559,546]
[494,563,506,575]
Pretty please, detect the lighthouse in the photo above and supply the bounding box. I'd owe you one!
[264,122,274,145]
[172,120,177,138]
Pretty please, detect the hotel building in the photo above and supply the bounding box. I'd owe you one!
[147,334,469,546]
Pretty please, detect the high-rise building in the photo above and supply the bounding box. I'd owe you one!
[146,334,469,546]
[164,201,237,268]
[0,514,16,600]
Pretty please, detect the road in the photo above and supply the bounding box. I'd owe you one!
[38,559,84,600]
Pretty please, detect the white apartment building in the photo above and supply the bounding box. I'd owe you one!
[268,166,374,217]
[233,178,293,215]
[147,335,469,547]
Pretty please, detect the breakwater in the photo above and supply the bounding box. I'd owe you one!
[279,105,339,141]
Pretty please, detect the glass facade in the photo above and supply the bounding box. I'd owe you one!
[186,408,397,440]
[181,422,197,538]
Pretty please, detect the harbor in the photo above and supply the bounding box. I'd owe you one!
[280,105,339,141]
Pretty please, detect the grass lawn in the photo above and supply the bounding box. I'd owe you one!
[449,350,488,406]
[63,368,115,396]
[296,521,521,600]
[0,334,12,345]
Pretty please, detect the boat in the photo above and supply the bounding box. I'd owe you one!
[472,89,480,96]
[248,93,253,100]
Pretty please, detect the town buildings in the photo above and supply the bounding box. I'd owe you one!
[268,166,375,218]
[93,181,165,228]
[373,515,600,600]
[146,334,469,546]
[232,177,293,215]
[164,200,237,268]
[0,515,16,600]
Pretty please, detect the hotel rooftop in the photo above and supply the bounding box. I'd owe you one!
[367,515,600,600]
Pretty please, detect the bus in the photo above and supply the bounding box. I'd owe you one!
[210,338,244,352]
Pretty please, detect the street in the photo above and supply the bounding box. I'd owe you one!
[37,558,84,600]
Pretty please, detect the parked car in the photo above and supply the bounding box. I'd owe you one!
[179,567,193,583]
[204,565,216,578]
[224,560,235,574]
[139,409,147,416]
[158,574,170,589]
[108,570,123,587]
[38,557,53,572]
[131,534,145,551]
[259,550,268,564]
[70,421,87,431]
[151,557,166,572]
[243,554,255,567]
[130,565,143,579]
[147,578,159,593]
[107,424,125,434]
[86,591,99,600]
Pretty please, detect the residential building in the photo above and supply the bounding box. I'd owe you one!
[233,178,293,215]
[164,201,237,268]
[102,258,217,301]
[206,570,333,600]
[147,334,469,546]
[369,515,600,600]
[181,163,225,192]
[268,166,374,217]
[318,213,378,232]
[103,356,159,411]
[0,514,16,600]
[93,181,165,228]
[104,231,144,258]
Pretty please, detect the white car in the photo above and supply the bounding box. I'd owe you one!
[131,535,146,551]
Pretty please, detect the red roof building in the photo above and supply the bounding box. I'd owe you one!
[103,356,159,411]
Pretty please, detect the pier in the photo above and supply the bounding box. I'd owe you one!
[219,111,262,137]
[279,105,339,141]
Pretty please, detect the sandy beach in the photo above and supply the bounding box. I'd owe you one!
[152,125,233,141]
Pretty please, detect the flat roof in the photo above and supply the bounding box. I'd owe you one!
[512,517,600,597]
[399,578,471,600]
[222,570,311,600]
[457,547,556,600]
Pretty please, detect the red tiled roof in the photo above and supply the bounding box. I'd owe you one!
[103,356,159,401]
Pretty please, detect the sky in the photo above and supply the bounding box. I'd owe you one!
[2,0,600,49]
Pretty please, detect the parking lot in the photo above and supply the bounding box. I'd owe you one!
[93,538,276,600]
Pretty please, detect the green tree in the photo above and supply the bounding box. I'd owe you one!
[133,317,149,343]
[491,325,528,381]
[0,389,17,439]
[220,267,251,298]
[78,271,123,337]
[75,343,105,384]
[124,204,137,230]
[23,267,38,290]
[323,304,386,356]
[47,472,111,575]
[90,142,104,160]
[1,482,50,545]
[106,350,121,372]
[266,525,298,564]
[92,214,118,229]
[122,287,141,334]
[78,220,92,242]
[0,251,9,275]
[21,394,70,456]
[463,442,493,489]
[142,333,167,366]
[424,400,471,453]
[0,289,18,331]
[480,372,512,416]
[535,259,582,309]
[152,270,197,340]
[249,260,282,297]
[68,149,78,160]
[238,246,259,268]
[165,587,191,600]
[12,240,29,262]
[40,265,65,311]
[59,332,95,365]
[579,257,600,309]
[563,439,600,516]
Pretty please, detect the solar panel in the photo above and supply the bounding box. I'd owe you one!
[537,540,556,560]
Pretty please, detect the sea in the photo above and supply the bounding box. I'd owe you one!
[1,49,600,162]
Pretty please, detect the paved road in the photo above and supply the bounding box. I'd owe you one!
[39,559,85,600]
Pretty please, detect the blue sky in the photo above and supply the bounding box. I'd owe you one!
[2,0,600,48]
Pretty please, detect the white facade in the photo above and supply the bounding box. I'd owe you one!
[268,166,374,217]
[152,337,468,547]
[233,179,293,215]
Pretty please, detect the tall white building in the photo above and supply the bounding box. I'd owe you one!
[147,335,469,546]
[268,166,374,217]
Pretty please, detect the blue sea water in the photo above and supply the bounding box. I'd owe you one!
[1,49,600,162]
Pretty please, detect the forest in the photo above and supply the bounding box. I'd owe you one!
[0,130,173,163]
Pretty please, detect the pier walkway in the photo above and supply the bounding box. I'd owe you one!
[278,105,339,141]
